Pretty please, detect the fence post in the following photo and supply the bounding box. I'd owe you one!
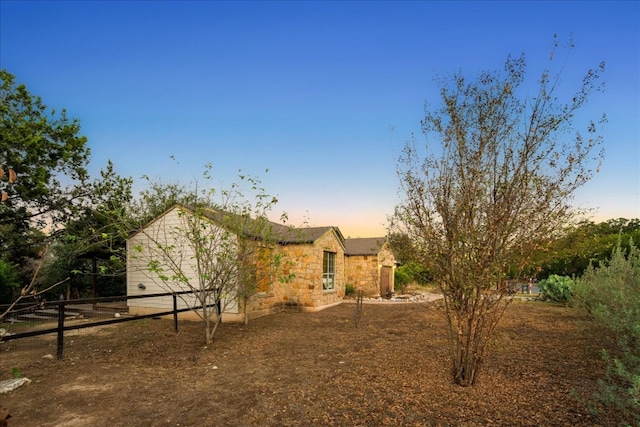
[56,294,65,360]
[355,290,364,328]
[173,294,178,332]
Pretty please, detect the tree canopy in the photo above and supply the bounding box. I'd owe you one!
[0,70,134,303]
[528,218,640,278]
[0,69,91,267]
[40,161,134,300]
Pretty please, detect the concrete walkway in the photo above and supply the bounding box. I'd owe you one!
[344,291,444,304]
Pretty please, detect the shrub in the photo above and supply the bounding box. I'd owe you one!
[537,274,574,303]
[344,283,356,297]
[406,262,432,285]
[396,262,431,288]
[394,269,411,294]
[573,240,640,424]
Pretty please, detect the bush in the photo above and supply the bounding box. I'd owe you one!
[573,240,640,423]
[396,262,431,288]
[394,269,411,294]
[344,283,356,297]
[537,274,574,303]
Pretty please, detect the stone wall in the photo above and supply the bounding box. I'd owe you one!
[127,210,349,323]
[344,243,396,297]
[244,229,345,320]
[345,255,380,296]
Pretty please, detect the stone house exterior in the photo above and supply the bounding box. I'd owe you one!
[126,204,346,322]
[247,225,346,320]
[344,237,396,297]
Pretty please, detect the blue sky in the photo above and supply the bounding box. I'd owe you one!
[1,1,638,237]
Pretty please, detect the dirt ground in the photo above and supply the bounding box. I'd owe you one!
[0,297,625,427]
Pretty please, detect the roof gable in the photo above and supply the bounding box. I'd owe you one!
[274,225,345,246]
[344,237,387,256]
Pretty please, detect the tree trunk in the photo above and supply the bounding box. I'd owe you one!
[451,319,479,386]
[447,294,494,387]
[203,307,213,345]
[243,296,249,325]
[453,337,480,386]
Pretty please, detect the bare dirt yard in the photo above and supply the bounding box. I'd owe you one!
[0,297,625,426]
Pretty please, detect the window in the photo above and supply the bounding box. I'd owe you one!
[322,251,335,290]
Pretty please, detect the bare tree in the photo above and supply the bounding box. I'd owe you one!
[392,38,605,386]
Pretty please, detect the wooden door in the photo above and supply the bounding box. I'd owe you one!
[380,266,391,297]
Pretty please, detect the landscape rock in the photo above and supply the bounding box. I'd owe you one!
[0,378,31,394]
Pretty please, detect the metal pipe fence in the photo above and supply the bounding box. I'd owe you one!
[0,291,213,359]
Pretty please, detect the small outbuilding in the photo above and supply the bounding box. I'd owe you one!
[344,237,396,297]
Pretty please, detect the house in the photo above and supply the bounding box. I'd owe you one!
[126,204,347,322]
[246,224,346,320]
[344,237,396,297]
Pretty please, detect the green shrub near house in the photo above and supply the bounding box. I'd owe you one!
[344,283,356,297]
[394,269,411,294]
[572,240,640,424]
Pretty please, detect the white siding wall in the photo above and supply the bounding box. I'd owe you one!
[126,206,239,315]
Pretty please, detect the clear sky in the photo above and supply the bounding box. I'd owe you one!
[1,1,638,237]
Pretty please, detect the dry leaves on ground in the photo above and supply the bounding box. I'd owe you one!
[0,299,624,426]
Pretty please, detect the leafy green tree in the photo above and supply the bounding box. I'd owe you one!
[0,258,19,303]
[0,70,139,306]
[392,37,605,386]
[529,218,640,278]
[0,69,90,227]
[389,233,432,292]
[0,69,91,285]
[129,176,197,227]
[388,232,419,265]
[40,161,134,299]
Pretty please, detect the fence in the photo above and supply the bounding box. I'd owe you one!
[0,290,214,360]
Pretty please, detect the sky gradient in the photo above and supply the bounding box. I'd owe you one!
[1,1,638,237]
